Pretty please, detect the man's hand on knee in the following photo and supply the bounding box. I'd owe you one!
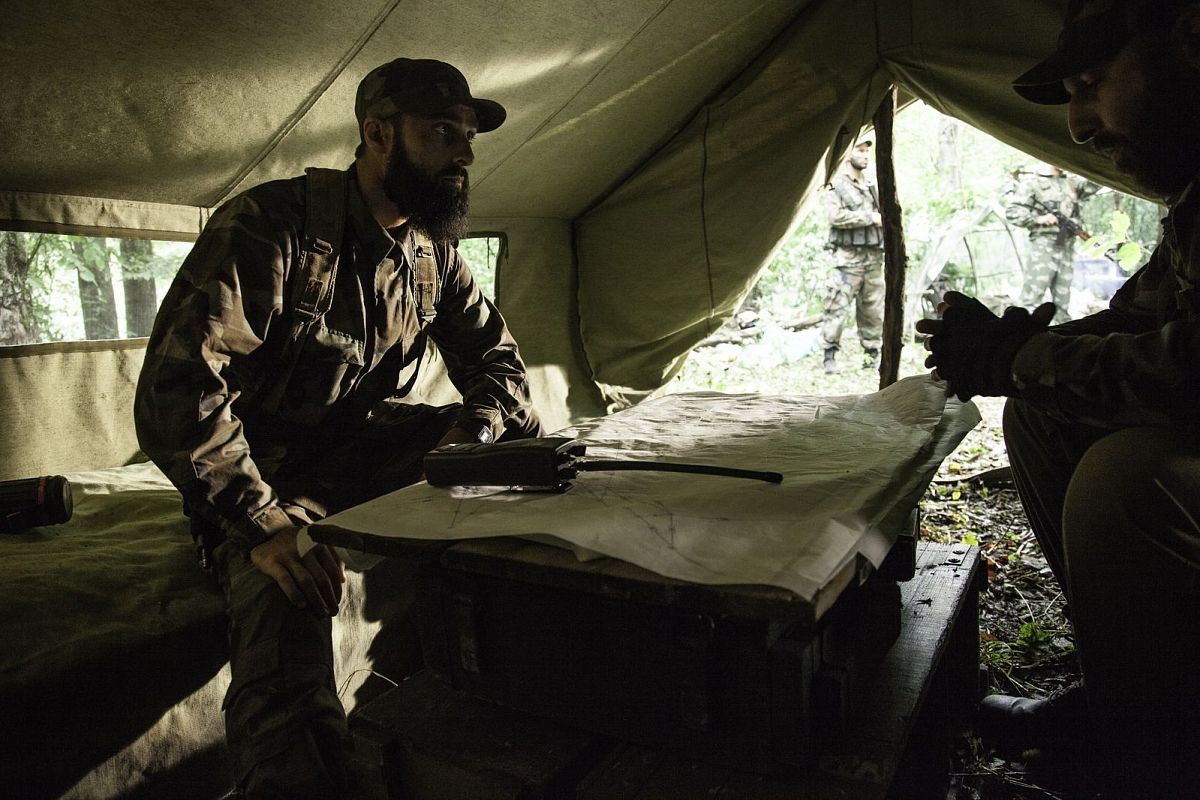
[250,527,345,615]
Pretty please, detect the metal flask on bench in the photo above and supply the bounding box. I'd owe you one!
[423,437,783,491]
[0,475,74,532]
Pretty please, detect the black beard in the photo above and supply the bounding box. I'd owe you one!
[382,138,470,241]
[1105,43,1200,197]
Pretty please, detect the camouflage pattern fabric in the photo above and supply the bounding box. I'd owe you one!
[1010,177,1200,429]
[135,166,541,553]
[820,248,885,352]
[821,169,885,352]
[1005,168,1092,323]
[135,166,542,799]
[1020,233,1076,321]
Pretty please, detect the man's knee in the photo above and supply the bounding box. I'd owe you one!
[1065,427,1200,564]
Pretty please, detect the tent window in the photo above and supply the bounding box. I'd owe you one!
[0,232,187,347]
[0,232,507,347]
[456,236,503,303]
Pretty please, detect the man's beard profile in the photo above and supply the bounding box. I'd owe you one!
[383,137,470,241]
[1099,42,1200,198]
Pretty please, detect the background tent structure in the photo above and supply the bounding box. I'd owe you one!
[0,0,1139,432]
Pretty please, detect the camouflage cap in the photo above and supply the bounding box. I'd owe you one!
[355,58,506,132]
[1013,0,1194,105]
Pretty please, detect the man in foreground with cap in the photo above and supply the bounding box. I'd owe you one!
[135,58,542,799]
[820,139,885,374]
[917,1,1200,794]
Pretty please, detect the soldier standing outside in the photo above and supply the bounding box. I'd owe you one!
[1005,163,1095,323]
[135,58,542,799]
[820,139,885,374]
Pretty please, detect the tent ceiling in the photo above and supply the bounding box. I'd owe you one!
[1,0,802,226]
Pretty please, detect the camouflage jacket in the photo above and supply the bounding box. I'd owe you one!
[825,171,883,248]
[1012,182,1196,428]
[135,166,538,550]
[1004,169,1090,237]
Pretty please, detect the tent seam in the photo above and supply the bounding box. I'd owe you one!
[700,106,716,333]
[472,0,678,190]
[211,0,404,206]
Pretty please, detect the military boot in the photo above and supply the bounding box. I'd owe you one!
[863,348,880,370]
[823,347,839,374]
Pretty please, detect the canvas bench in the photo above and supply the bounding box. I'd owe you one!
[0,340,420,800]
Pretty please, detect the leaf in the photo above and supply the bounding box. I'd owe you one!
[1109,209,1131,240]
[1080,237,1108,258]
[963,531,979,547]
[951,489,962,501]
[1116,241,1143,273]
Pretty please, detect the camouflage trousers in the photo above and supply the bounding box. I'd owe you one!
[1019,234,1074,323]
[821,246,885,352]
[212,402,542,799]
[1004,399,1200,745]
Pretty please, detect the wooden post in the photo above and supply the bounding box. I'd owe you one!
[873,87,908,389]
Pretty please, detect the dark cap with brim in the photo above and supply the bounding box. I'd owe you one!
[1012,2,1136,104]
[1013,0,1194,104]
[356,58,506,133]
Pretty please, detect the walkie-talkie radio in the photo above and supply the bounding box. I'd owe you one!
[423,437,782,492]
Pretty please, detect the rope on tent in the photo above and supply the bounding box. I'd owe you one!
[873,86,910,390]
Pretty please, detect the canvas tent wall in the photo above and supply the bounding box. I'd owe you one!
[0,0,1134,428]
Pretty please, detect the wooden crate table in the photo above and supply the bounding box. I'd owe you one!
[344,540,982,800]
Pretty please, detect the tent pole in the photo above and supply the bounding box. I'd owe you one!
[873,86,908,389]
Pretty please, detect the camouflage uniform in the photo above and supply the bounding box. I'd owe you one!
[1004,179,1200,743]
[135,166,541,798]
[821,170,885,365]
[1005,167,1092,323]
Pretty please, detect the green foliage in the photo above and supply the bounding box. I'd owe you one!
[457,236,502,301]
[1,232,185,344]
[1079,207,1157,273]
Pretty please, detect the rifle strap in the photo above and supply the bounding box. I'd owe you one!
[262,167,348,413]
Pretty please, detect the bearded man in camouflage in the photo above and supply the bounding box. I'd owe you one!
[135,58,542,799]
[820,140,885,374]
[1005,163,1095,322]
[917,1,1200,795]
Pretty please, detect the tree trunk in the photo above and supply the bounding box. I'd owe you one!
[0,231,41,345]
[119,238,158,337]
[937,117,961,197]
[72,238,119,340]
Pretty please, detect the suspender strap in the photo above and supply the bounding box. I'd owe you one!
[261,167,348,412]
[411,230,439,322]
[394,230,441,397]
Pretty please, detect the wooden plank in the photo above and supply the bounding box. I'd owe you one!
[576,541,982,799]
[347,670,609,800]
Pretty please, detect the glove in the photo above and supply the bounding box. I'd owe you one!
[919,293,1054,401]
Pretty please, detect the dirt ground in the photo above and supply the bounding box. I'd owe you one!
[927,397,1083,800]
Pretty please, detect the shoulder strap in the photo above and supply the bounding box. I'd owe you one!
[261,167,348,413]
[411,229,440,322]
[393,229,442,398]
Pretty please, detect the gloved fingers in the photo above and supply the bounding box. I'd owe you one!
[942,291,993,314]
[1031,301,1056,326]
[914,317,942,335]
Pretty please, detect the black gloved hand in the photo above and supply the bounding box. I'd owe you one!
[914,292,1055,402]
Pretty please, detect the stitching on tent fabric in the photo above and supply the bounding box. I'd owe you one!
[472,0,678,191]
[213,0,405,206]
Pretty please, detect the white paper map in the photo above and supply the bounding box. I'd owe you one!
[306,375,979,601]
